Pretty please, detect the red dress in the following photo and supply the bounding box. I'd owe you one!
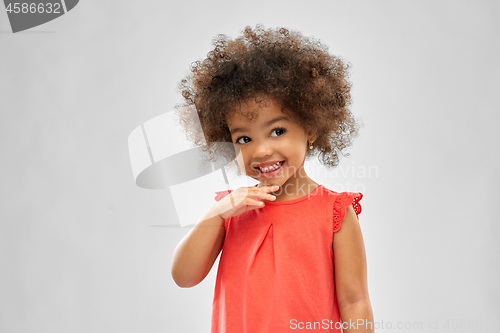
[212,184,363,332]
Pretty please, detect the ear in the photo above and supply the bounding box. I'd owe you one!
[307,130,317,143]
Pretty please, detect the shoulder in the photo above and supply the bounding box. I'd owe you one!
[328,189,363,233]
[213,190,234,227]
[214,189,233,202]
[340,205,360,229]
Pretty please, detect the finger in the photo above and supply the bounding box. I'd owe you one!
[261,185,280,193]
[247,198,266,208]
[252,184,280,193]
[255,190,276,201]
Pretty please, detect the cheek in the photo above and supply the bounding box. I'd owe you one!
[286,140,307,156]
[284,143,307,166]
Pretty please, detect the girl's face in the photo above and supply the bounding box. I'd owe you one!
[226,97,316,190]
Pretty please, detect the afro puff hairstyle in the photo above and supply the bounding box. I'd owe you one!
[175,24,360,174]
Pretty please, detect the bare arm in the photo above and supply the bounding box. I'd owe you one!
[171,208,226,288]
[334,205,374,332]
[171,185,279,288]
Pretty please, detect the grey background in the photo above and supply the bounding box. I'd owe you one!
[1,0,499,332]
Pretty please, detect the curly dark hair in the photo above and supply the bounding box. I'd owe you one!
[175,24,360,173]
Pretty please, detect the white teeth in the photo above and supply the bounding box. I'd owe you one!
[259,161,282,172]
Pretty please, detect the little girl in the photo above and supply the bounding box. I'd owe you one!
[171,25,374,332]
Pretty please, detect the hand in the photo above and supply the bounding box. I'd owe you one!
[217,185,279,220]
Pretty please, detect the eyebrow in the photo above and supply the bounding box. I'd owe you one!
[230,116,290,135]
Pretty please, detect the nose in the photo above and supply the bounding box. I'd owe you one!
[252,139,274,160]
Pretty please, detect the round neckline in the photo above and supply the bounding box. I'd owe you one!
[259,184,324,206]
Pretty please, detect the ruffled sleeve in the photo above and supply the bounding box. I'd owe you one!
[214,190,233,227]
[333,192,363,233]
[214,190,232,202]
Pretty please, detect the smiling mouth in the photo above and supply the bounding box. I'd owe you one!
[254,160,285,176]
[257,161,283,172]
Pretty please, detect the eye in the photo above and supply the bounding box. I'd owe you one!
[235,136,251,144]
[233,127,287,145]
[271,127,287,137]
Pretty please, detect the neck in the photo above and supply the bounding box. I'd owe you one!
[262,165,319,202]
